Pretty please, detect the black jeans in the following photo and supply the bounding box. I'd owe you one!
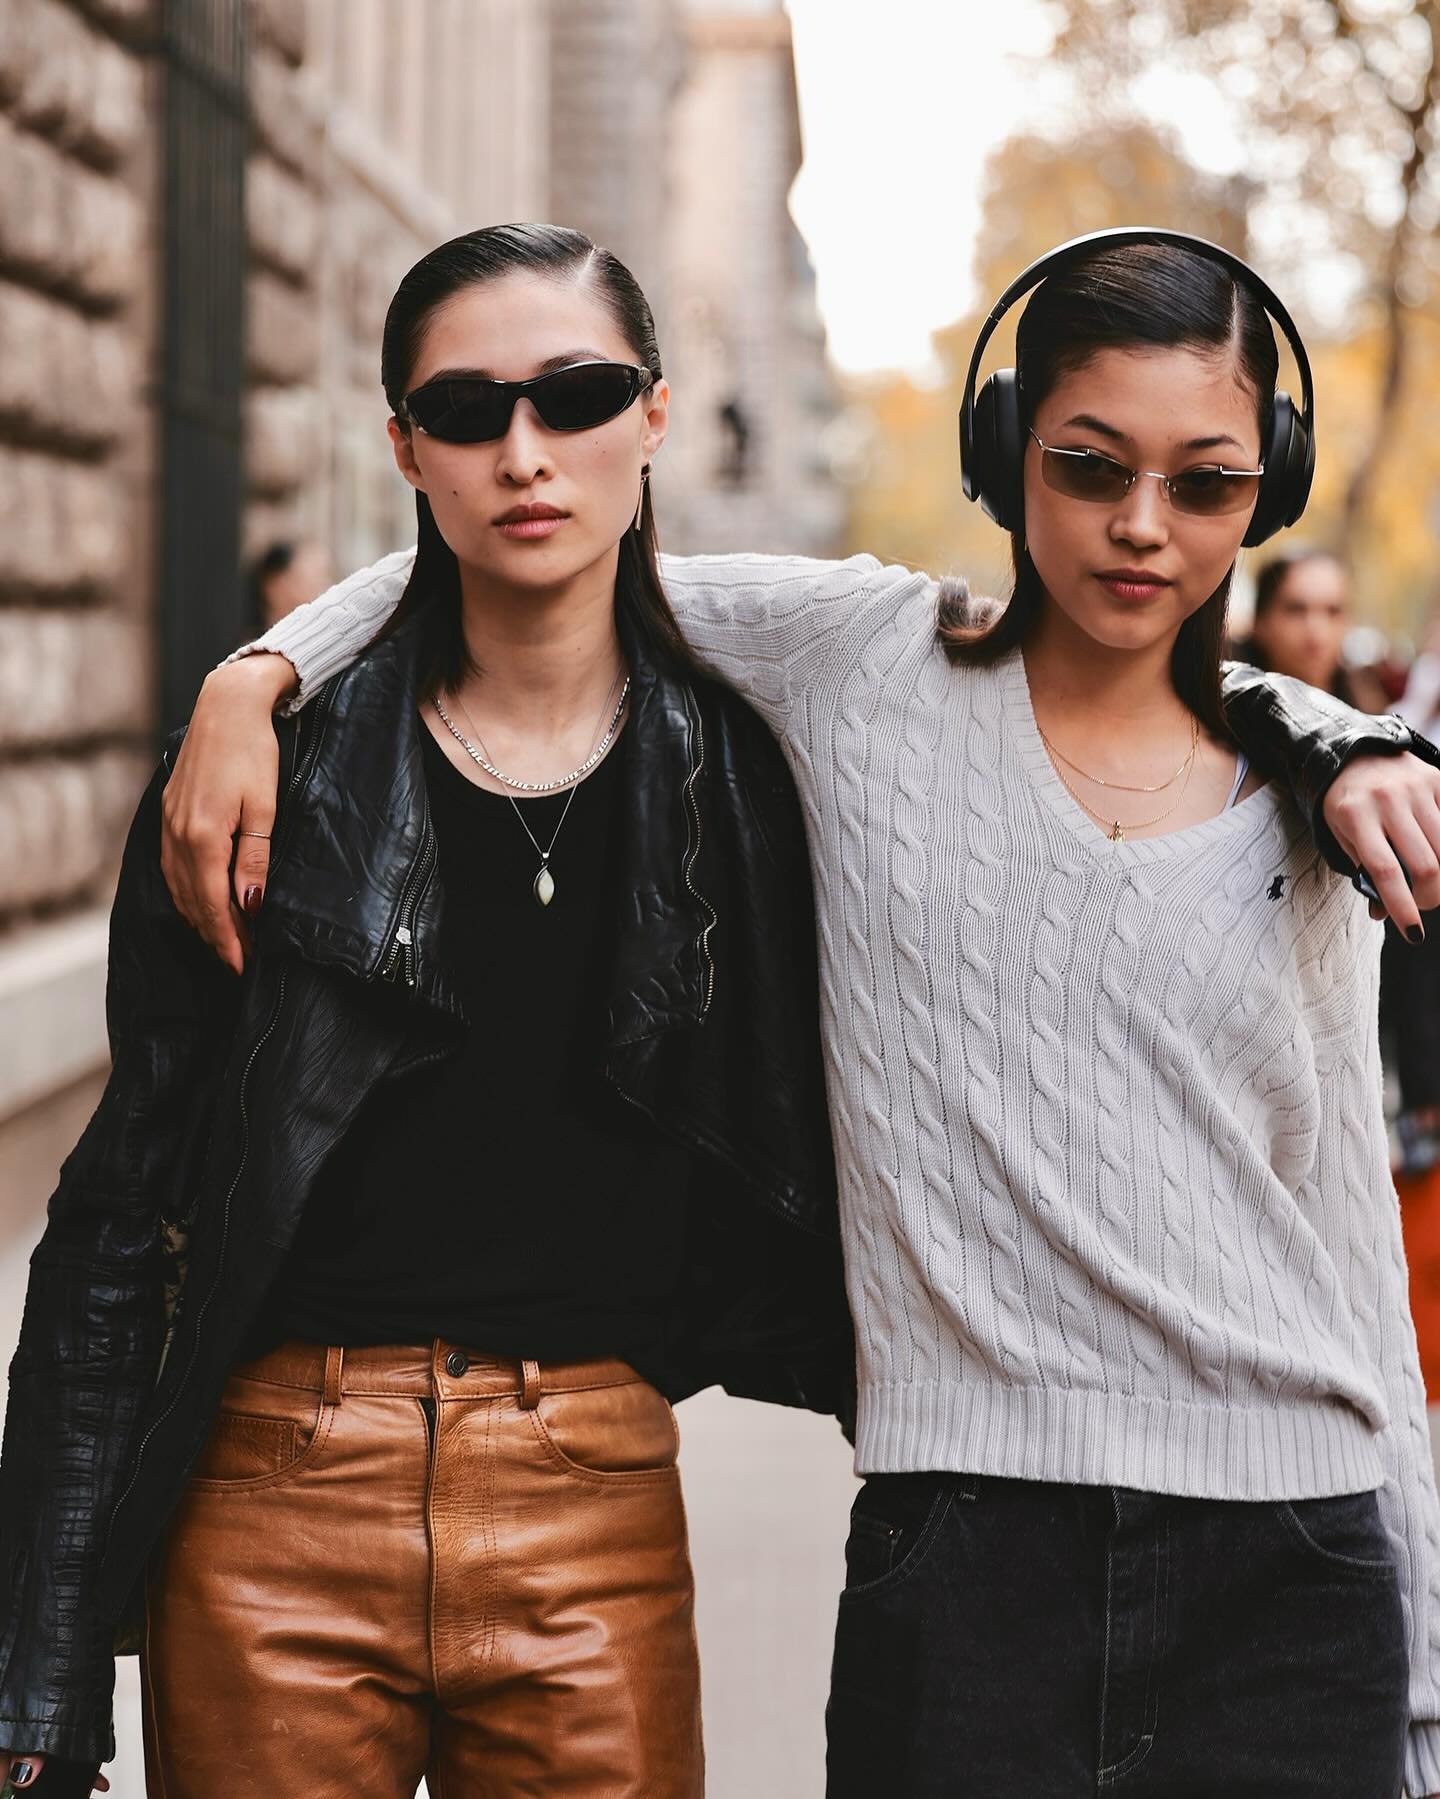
[826,1472,1409,1798]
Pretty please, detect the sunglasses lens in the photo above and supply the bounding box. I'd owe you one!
[1169,468,1262,516]
[407,381,513,443]
[1040,448,1131,504]
[532,362,641,430]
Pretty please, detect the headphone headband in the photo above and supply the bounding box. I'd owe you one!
[959,226,1315,504]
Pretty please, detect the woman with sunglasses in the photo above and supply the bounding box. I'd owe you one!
[0,224,853,1797]
[151,229,1440,1796]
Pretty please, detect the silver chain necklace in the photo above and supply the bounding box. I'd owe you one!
[433,672,630,793]
[433,670,628,907]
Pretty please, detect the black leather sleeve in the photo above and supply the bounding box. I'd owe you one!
[0,757,240,1762]
[1220,659,1440,875]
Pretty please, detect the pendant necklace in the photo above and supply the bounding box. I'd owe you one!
[433,668,628,907]
[1037,719,1199,844]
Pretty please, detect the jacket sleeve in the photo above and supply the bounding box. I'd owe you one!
[1220,660,1440,876]
[0,752,241,1763]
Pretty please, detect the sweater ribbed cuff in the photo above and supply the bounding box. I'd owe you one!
[1408,1722,1440,1797]
[222,544,417,715]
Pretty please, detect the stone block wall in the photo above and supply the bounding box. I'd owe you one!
[0,0,155,928]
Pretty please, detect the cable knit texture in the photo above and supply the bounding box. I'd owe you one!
[243,546,1440,1793]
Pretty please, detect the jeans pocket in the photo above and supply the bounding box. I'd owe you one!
[1277,1491,1395,1575]
[840,1473,971,1603]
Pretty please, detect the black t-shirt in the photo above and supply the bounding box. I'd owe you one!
[249,722,694,1365]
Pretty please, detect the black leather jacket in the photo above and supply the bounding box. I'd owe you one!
[0,612,1433,1763]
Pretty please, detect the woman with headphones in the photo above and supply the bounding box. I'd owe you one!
[158,230,1440,1795]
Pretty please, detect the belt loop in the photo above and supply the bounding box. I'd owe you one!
[323,1344,345,1407]
[520,1358,542,1412]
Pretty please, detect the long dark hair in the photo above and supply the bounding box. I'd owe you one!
[373,222,689,694]
[940,242,1279,738]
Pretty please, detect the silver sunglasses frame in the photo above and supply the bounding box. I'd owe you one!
[1028,429,1264,511]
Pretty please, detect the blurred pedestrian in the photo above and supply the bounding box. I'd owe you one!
[1233,544,1375,699]
[250,537,332,632]
[160,231,1440,1797]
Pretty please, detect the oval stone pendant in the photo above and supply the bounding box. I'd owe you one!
[534,864,556,907]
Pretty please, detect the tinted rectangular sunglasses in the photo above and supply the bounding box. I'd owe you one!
[398,360,655,444]
[1029,429,1263,517]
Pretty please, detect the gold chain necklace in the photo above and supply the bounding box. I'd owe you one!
[1036,718,1199,794]
[1044,751,1195,849]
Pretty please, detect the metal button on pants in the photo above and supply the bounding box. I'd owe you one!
[141,1338,702,1797]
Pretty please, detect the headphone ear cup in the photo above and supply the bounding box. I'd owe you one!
[1242,390,1314,547]
[969,369,1026,533]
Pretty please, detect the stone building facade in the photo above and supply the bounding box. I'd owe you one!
[659,1,844,557]
[0,0,557,1218]
[0,0,156,1204]
[0,6,846,1791]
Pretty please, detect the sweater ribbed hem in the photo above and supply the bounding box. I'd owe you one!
[855,1379,1384,1501]
[1409,1723,1440,1797]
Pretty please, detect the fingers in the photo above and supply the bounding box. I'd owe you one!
[6,1752,44,1788]
[1324,752,1440,938]
[231,793,277,920]
[1355,839,1425,941]
[158,668,284,977]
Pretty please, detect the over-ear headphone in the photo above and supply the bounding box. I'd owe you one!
[958,227,1315,549]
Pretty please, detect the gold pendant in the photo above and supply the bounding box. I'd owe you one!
[1110,821,1125,843]
[534,864,555,907]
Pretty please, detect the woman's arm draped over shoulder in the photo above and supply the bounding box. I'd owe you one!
[654,551,932,729]
[229,544,418,712]
[234,545,931,725]
[1222,659,1440,930]
[0,755,241,1762]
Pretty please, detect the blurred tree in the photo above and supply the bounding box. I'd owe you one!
[1043,0,1440,556]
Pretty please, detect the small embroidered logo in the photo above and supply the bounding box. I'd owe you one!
[1267,875,1286,901]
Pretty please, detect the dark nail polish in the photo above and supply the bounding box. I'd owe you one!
[1408,925,1425,945]
[243,885,263,915]
[11,1762,34,1786]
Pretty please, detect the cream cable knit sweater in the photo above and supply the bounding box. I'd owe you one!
[241,547,1440,1792]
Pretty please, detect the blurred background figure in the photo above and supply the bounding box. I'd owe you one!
[1235,548,1356,698]
[250,537,332,632]
[1231,547,1397,715]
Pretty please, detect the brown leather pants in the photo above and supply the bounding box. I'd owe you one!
[141,1340,702,1798]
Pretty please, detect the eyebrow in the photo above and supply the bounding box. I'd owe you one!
[421,350,612,383]
[1061,413,1247,454]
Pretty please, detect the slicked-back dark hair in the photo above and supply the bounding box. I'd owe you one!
[940,241,1279,739]
[373,222,689,691]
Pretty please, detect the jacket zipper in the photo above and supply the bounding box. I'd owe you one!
[102,972,289,1556]
[287,683,335,808]
[681,695,717,1014]
[380,823,436,986]
[104,691,333,1553]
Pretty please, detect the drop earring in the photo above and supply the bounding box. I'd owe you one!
[632,464,650,532]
